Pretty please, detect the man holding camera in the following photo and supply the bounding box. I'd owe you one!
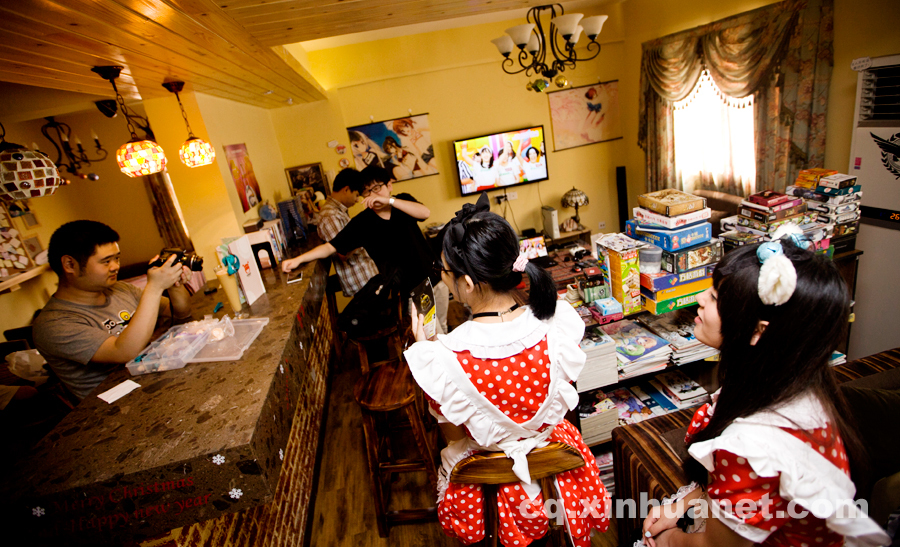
[33,220,193,401]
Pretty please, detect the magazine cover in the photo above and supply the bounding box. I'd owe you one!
[638,308,701,349]
[580,326,616,352]
[605,387,653,425]
[599,320,671,362]
[656,370,706,401]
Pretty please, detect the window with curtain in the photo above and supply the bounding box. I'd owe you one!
[673,69,756,196]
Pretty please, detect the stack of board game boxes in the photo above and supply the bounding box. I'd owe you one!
[785,169,862,255]
[625,190,722,315]
[719,188,830,253]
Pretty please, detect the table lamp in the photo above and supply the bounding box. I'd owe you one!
[561,187,589,230]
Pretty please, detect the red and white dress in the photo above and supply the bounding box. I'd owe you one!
[404,301,610,547]
[684,391,889,546]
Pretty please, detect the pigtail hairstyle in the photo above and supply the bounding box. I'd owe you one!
[684,241,865,484]
[443,193,558,320]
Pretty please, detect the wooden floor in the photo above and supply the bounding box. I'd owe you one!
[308,348,621,547]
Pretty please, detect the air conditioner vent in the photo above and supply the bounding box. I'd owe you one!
[859,64,900,125]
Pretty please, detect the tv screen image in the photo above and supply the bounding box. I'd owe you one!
[453,126,549,196]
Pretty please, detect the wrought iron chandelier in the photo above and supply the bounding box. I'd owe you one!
[92,66,167,178]
[39,116,107,181]
[491,4,607,92]
[162,81,216,168]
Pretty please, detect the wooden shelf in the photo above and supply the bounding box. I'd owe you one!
[0,264,49,293]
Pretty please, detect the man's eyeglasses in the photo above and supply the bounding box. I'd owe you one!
[361,183,384,198]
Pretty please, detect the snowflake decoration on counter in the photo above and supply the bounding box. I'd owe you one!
[229,488,243,500]
[280,364,284,374]
[32,506,45,517]
[212,454,225,465]
[279,449,284,461]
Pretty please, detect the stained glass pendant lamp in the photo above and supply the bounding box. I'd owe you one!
[162,81,216,168]
[0,122,63,203]
[91,66,167,178]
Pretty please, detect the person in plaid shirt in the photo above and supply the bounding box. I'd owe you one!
[316,168,378,297]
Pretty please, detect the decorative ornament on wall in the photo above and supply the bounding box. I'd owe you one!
[0,122,64,203]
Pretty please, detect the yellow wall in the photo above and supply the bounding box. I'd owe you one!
[194,93,292,226]
[0,108,166,337]
[294,8,628,233]
[141,92,242,280]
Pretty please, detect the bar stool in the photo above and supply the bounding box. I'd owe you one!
[353,357,438,537]
[449,442,586,547]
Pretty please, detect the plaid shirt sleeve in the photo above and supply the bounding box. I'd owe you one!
[317,206,345,242]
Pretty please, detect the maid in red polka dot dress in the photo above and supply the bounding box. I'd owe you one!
[406,194,610,547]
[640,231,889,547]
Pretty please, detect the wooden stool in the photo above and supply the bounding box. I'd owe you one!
[449,442,586,547]
[353,358,439,537]
[348,324,404,374]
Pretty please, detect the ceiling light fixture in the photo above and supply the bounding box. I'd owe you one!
[162,81,216,168]
[0,121,63,203]
[39,116,107,181]
[92,66,167,178]
[492,4,607,92]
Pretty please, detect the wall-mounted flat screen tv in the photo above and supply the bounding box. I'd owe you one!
[453,125,549,196]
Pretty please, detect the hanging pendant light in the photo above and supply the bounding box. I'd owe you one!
[162,81,216,168]
[0,122,64,203]
[92,66,167,178]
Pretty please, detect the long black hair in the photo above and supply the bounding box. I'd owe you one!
[442,195,557,320]
[685,241,864,483]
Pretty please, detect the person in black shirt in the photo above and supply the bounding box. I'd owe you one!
[282,166,449,332]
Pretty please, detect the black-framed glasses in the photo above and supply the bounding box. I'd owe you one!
[432,261,452,276]
[361,183,384,198]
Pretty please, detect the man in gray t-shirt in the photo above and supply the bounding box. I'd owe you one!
[33,221,192,400]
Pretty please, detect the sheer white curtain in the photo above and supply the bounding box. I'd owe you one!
[673,69,756,196]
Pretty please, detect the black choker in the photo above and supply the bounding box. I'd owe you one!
[471,303,520,319]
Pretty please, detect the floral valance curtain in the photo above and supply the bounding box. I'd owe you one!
[638,0,833,193]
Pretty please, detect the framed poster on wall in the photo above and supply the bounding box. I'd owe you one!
[223,143,262,213]
[347,114,439,181]
[547,80,622,151]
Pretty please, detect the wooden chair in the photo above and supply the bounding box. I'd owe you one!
[449,442,587,547]
[353,356,439,537]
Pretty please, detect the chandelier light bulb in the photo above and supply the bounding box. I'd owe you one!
[551,13,583,39]
[179,137,215,168]
[117,139,166,177]
[505,24,535,48]
[581,15,608,40]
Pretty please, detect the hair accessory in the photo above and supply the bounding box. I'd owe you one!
[756,241,796,306]
[445,192,491,278]
[512,252,529,272]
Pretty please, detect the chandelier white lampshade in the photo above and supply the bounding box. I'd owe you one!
[550,13,583,39]
[525,33,541,54]
[569,26,584,44]
[179,137,215,168]
[581,15,608,40]
[505,24,535,48]
[491,35,515,57]
[117,139,167,178]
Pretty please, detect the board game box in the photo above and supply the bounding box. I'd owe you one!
[624,220,712,252]
[637,189,707,217]
[661,238,723,274]
[818,174,857,189]
[632,207,712,229]
[640,264,715,292]
[747,189,792,207]
[641,290,703,315]
[641,276,712,302]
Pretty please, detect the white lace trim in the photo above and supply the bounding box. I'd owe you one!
[688,422,890,546]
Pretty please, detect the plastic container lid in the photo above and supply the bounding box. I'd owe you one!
[639,244,663,261]
[190,317,270,363]
[126,321,215,376]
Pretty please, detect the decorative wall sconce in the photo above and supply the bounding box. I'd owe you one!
[492,4,607,92]
[0,122,63,203]
[162,81,216,168]
[92,66,167,178]
[39,116,107,181]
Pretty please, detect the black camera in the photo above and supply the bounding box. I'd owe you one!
[150,248,204,272]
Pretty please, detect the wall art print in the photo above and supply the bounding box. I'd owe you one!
[223,144,262,213]
[548,80,622,151]
[346,114,438,181]
[286,163,329,225]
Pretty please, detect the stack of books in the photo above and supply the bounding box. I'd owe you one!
[594,451,615,496]
[638,309,719,365]
[578,392,618,446]
[576,327,618,393]
[650,370,710,409]
[785,171,862,255]
[721,189,827,252]
[599,320,672,380]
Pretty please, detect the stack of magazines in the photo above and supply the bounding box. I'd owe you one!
[594,451,615,497]
[639,308,719,365]
[649,370,710,409]
[599,320,672,380]
[576,327,618,393]
[578,392,618,446]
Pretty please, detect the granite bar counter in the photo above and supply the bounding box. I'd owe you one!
[1,257,334,546]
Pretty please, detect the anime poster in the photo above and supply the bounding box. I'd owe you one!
[223,144,262,213]
[547,80,622,151]
[346,114,439,181]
